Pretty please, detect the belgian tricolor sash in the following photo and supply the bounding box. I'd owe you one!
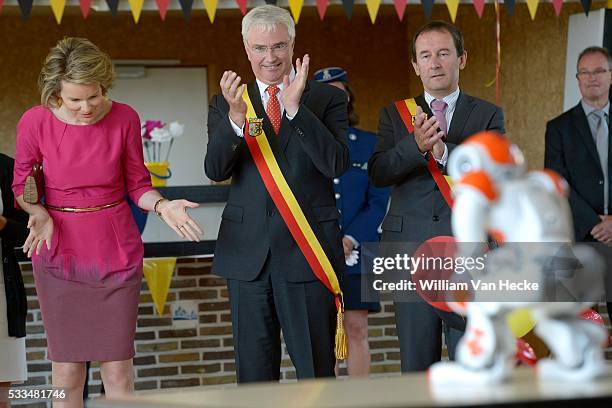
[394,98,454,208]
[242,88,348,359]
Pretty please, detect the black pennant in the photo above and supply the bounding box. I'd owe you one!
[504,0,515,17]
[422,0,434,19]
[580,0,592,16]
[342,0,354,19]
[17,0,33,19]
[179,0,194,21]
[106,0,119,16]
[265,0,278,4]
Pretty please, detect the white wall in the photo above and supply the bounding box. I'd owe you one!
[564,9,606,111]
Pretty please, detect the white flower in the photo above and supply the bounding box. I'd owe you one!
[168,121,184,138]
[150,127,172,143]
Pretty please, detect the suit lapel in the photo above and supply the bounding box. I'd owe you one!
[279,80,311,152]
[572,103,602,169]
[447,92,475,143]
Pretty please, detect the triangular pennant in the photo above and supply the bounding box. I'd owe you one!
[265,0,277,4]
[342,0,354,19]
[50,0,65,24]
[316,0,328,20]
[17,0,33,19]
[580,0,591,16]
[236,0,247,15]
[473,0,485,18]
[129,0,144,23]
[288,0,303,23]
[156,0,169,20]
[79,0,92,18]
[446,0,460,22]
[526,0,538,20]
[179,0,193,21]
[393,0,407,21]
[422,0,434,19]
[143,258,177,316]
[365,0,381,23]
[552,0,562,16]
[203,0,217,23]
[504,0,515,16]
[106,0,119,16]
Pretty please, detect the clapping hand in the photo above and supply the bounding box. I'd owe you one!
[220,70,247,128]
[413,105,445,159]
[281,54,309,117]
[158,200,203,242]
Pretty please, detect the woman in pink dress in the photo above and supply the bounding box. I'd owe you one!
[12,38,203,407]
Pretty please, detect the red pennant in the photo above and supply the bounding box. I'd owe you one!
[316,0,328,20]
[393,0,406,21]
[236,0,247,15]
[156,0,169,20]
[79,0,91,18]
[0,0,3,12]
[552,0,562,16]
[473,0,485,18]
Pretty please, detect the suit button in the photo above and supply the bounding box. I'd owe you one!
[333,178,340,184]
[3,257,7,263]
[335,193,341,199]
[599,180,604,185]
[349,133,357,141]
[432,215,440,222]
[267,210,274,217]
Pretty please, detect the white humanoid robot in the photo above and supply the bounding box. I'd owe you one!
[428,131,609,384]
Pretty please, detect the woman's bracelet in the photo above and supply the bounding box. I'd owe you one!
[153,198,169,218]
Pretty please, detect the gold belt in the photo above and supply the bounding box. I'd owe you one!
[45,200,123,213]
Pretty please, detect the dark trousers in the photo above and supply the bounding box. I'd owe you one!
[394,300,466,372]
[226,253,336,383]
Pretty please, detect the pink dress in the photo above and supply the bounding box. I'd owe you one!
[12,102,153,362]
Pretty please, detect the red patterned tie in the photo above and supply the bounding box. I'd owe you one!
[266,85,281,135]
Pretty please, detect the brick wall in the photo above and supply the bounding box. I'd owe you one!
[16,257,612,407]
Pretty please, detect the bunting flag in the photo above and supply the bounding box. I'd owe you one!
[288,0,303,23]
[50,0,65,24]
[342,0,354,19]
[106,0,119,16]
[236,0,247,15]
[446,0,460,22]
[0,0,3,13]
[204,0,218,23]
[129,0,144,23]
[580,0,591,15]
[156,0,169,20]
[79,0,92,18]
[316,0,328,20]
[265,0,278,4]
[17,0,33,19]
[552,0,562,16]
[505,0,515,16]
[179,0,193,21]
[393,0,407,21]
[526,0,538,20]
[143,258,177,316]
[473,0,485,18]
[422,0,434,19]
[365,0,381,23]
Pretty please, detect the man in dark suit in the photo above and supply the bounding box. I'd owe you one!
[204,5,349,383]
[545,46,612,325]
[368,21,505,372]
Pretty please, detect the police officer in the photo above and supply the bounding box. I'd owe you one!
[314,67,390,377]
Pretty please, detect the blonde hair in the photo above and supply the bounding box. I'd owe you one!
[38,37,115,108]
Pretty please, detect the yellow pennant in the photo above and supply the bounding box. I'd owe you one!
[203,0,218,23]
[445,0,460,22]
[143,258,177,316]
[365,0,381,23]
[526,0,539,20]
[50,0,65,24]
[129,0,145,23]
[288,0,304,23]
[608,0,612,9]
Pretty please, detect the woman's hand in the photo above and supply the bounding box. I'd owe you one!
[158,199,203,242]
[23,211,53,258]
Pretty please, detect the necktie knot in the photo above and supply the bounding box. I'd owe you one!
[267,85,280,97]
[431,99,448,113]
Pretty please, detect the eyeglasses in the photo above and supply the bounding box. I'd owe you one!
[249,42,290,55]
[576,68,611,79]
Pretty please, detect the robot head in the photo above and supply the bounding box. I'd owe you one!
[448,131,526,182]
